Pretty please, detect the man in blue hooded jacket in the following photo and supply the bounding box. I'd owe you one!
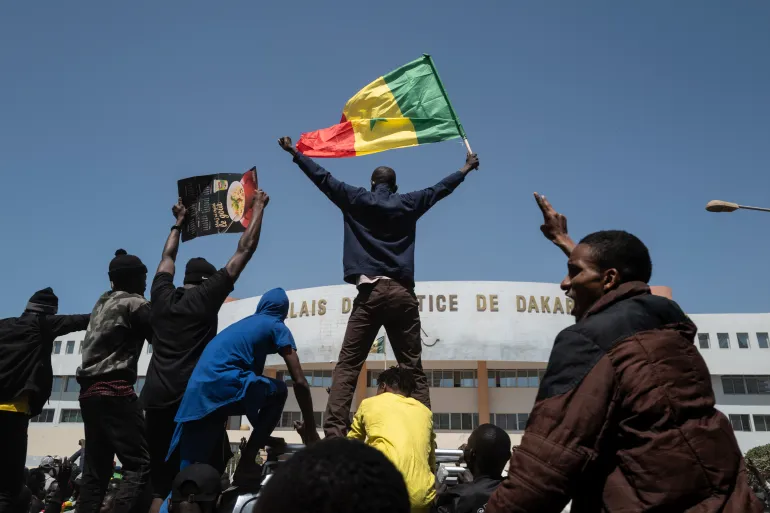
[166,288,319,490]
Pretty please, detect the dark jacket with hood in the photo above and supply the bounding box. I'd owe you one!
[487,282,763,513]
[293,153,465,286]
[0,310,90,415]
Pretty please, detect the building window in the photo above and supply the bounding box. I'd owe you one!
[135,377,146,394]
[757,333,769,349]
[729,414,752,432]
[53,341,61,354]
[722,375,770,395]
[277,370,333,388]
[697,334,710,349]
[78,342,83,354]
[64,376,80,394]
[60,409,83,423]
[65,341,75,354]
[490,413,529,431]
[311,370,333,388]
[421,370,478,388]
[52,376,64,393]
[30,409,55,423]
[737,333,750,349]
[487,370,544,388]
[432,413,479,431]
[754,415,770,432]
[367,370,381,387]
[276,370,293,386]
[147,344,153,354]
[717,333,730,349]
[227,415,242,430]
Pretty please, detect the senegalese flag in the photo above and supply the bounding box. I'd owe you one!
[370,335,386,354]
[297,54,466,158]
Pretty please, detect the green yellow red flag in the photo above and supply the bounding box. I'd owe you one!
[297,55,466,158]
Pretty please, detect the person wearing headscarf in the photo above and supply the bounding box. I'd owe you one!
[142,189,268,513]
[166,288,319,494]
[0,288,89,512]
[76,250,152,513]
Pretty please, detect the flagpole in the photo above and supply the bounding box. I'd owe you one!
[383,336,388,370]
[423,54,472,154]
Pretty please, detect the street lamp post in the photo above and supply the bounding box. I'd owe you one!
[706,200,770,214]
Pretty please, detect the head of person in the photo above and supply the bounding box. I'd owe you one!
[168,464,222,513]
[376,366,416,398]
[255,438,410,513]
[108,249,148,295]
[39,456,55,477]
[256,288,290,321]
[463,424,511,478]
[184,258,217,288]
[562,230,652,320]
[370,166,397,193]
[79,439,85,448]
[25,288,58,315]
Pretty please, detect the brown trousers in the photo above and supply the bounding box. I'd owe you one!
[323,279,431,438]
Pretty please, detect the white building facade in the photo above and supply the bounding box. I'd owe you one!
[29,281,770,464]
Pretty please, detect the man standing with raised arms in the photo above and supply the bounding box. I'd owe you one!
[142,178,269,513]
[278,136,479,438]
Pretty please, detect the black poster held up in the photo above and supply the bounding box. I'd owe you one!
[177,167,258,242]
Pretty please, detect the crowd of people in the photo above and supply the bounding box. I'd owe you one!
[0,137,766,513]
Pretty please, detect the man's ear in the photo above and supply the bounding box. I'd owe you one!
[602,268,620,292]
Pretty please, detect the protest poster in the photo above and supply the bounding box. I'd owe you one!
[177,167,257,242]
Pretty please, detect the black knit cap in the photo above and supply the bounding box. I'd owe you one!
[170,463,221,503]
[108,249,147,280]
[184,257,216,285]
[26,287,58,315]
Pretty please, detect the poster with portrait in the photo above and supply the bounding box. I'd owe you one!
[177,167,258,242]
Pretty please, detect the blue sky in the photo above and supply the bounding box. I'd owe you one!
[1,1,769,317]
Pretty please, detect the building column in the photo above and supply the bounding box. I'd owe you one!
[477,360,490,425]
[353,362,368,411]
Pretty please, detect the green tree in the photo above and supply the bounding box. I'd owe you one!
[745,444,770,502]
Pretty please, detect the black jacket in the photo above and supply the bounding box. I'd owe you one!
[0,311,90,415]
[294,153,465,286]
[435,476,503,513]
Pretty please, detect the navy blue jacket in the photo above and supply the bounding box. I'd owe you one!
[294,153,465,286]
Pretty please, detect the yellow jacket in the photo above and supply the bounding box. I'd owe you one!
[348,392,436,512]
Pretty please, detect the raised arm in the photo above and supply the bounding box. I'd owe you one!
[280,346,321,445]
[278,136,364,210]
[534,193,575,257]
[48,314,90,337]
[156,199,187,276]
[405,152,479,217]
[224,181,269,283]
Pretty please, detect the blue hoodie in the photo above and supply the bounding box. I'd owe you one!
[172,288,296,424]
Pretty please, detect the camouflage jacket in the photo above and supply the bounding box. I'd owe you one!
[77,291,152,384]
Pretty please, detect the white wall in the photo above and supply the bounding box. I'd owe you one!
[34,282,770,459]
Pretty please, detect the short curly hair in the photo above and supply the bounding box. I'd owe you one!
[255,438,409,513]
[377,366,416,397]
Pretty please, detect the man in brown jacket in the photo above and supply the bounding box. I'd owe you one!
[486,194,762,513]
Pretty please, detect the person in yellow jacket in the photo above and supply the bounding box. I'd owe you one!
[348,366,436,513]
